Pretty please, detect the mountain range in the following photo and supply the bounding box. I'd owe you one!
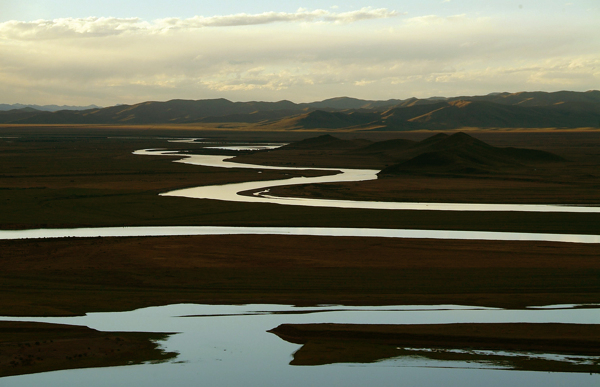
[1,91,599,130]
[0,103,101,112]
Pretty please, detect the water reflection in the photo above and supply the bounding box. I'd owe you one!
[2,226,600,243]
[1,304,598,386]
[135,149,600,213]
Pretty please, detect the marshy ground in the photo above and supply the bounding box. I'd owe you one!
[1,125,599,376]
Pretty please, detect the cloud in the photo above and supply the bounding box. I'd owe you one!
[0,10,598,105]
[404,14,477,25]
[0,8,399,40]
[0,17,149,40]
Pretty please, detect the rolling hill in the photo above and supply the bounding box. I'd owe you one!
[2,91,599,129]
[376,132,565,175]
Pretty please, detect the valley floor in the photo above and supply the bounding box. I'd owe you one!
[1,126,599,376]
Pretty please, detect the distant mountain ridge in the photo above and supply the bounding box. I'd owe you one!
[1,91,599,130]
[0,103,101,112]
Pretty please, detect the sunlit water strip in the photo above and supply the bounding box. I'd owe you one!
[1,226,600,243]
[134,149,600,213]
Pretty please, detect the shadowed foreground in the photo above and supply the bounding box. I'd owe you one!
[0,321,175,378]
[1,235,599,316]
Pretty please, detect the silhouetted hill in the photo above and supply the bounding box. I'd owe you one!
[302,97,403,110]
[460,90,600,106]
[3,91,599,128]
[0,108,45,123]
[349,138,417,157]
[281,110,379,129]
[0,103,101,112]
[11,98,307,124]
[378,132,565,175]
[198,109,302,124]
[378,100,600,130]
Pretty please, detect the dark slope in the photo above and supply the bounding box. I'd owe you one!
[380,102,449,125]
[198,109,302,124]
[281,110,380,129]
[0,108,46,123]
[302,97,403,110]
[2,91,599,128]
[379,100,600,130]
[13,99,304,124]
[378,132,565,175]
[0,103,100,112]
[349,138,417,158]
[461,90,600,107]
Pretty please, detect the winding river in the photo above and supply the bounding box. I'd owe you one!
[2,144,599,385]
[5,147,599,243]
[135,149,600,213]
[2,304,599,387]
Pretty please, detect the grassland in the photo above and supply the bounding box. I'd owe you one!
[0,321,175,378]
[1,126,599,314]
[1,125,599,375]
[2,127,600,234]
[2,234,599,316]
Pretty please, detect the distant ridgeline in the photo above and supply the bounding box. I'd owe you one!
[1,91,600,130]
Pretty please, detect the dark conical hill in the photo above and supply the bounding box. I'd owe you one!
[378,132,565,176]
[382,150,498,175]
[419,131,493,152]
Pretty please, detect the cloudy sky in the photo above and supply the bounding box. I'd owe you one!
[1,1,599,106]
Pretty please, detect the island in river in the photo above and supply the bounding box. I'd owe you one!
[269,322,600,373]
[0,321,175,378]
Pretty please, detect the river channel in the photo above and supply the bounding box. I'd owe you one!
[2,144,599,384]
[1,304,599,386]
[134,149,600,213]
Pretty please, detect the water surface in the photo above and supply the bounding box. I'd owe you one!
[1,304,598,387]
[2,226,600,243]
[135,149,600,213]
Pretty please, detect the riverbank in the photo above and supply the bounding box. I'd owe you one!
[1,127,600,378]
[269,322,600,372]
[1,128,600,314]
[0,321,175,378]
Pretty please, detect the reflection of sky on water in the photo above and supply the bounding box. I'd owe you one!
[205,145,284,151]
[135,149,600,213]
[1,304,599,387]
[167,138,287,150]
[2,226,600,244]
[3,146,599,385]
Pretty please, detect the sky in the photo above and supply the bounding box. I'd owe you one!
[1,1,599,106]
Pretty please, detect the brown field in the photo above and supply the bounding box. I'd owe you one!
[0,321,175,378]
[238,131,600,204]
[1,235,598,316]
[1,125,600,375]
[2,127,600,233]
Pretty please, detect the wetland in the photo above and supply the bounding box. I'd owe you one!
[1,125,599,382]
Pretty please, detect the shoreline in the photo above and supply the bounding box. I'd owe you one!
[269,322,600,372]
[0,321,175,378]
